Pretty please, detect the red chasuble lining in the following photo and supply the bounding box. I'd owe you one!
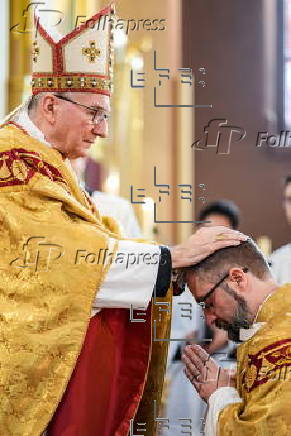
[47,307,152,436]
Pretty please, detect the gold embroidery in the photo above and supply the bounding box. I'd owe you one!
[82,41,101,63]
[12,160,28,181]
[32,40,40,63]
[0,160,11,179]
[246,364,257,390]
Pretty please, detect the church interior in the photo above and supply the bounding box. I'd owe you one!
[1,1,291,435]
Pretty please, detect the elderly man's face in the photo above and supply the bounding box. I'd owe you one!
[186,271,251,340]
[51,92,110,159]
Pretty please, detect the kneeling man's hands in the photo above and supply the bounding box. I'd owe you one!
[182,344,235,402]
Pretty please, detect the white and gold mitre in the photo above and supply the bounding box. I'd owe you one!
[31,4,115,96]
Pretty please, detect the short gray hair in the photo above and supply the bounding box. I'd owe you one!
[27,92,70,112]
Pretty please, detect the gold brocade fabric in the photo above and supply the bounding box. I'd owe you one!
[218,284,291,436]
[0,123,140,436]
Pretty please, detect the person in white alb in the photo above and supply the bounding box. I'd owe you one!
[69,158,142,238]
[92,190,142,238]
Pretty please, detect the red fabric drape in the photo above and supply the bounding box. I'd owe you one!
[48,307,151,436]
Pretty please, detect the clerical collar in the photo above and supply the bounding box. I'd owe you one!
[238,290,274,342]
[11,99,52,148]
[10,99,70,162]
[239,322,266,342]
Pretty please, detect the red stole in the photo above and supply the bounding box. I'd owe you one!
[47,307,151,436]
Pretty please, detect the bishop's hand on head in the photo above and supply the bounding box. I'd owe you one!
[170,226,248,269]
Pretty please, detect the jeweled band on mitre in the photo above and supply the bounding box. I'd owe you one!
[31,76,112,94]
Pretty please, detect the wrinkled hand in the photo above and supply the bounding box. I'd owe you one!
[170,226,248,268]
[182,345,235,402]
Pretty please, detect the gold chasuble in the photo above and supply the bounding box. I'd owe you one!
[0,123,170,436]
[218,283,291,435]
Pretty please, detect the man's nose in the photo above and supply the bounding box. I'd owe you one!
[91,119,108,138]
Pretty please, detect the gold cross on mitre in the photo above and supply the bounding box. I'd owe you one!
[82,41,101,63]
[32,40,40,63]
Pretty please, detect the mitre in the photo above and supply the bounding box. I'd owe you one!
[31,3,115,96]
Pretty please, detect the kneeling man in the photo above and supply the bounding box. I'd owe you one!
[182,239,291,436]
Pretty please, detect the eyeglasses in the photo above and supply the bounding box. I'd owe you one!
[196,267,248,310]
[54,95,110,124]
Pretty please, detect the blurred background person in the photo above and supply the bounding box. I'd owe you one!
[198,200,240,230]
[92,190,142,238]
[270,175,291,285]
[71,158,141,238]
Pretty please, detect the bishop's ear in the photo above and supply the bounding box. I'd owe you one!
[41,94,59,123]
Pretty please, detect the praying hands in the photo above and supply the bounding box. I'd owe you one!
[182,345,236,401]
